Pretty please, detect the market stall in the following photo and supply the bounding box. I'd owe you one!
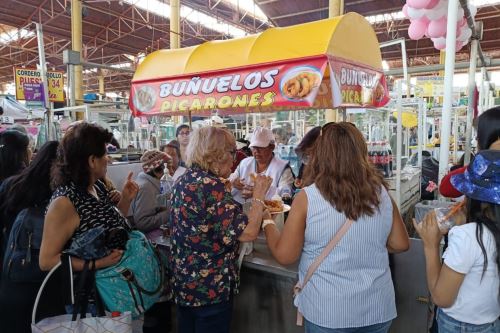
[128,12,426,333]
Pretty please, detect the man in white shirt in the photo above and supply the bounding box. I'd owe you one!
[230,127,294,204]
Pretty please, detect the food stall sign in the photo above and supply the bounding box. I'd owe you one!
[415,76,444,97]
[130,56,389,117]
[14,67,64,102]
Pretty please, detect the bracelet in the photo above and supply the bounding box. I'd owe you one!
[252,198,266,207]
[262,219,276,230]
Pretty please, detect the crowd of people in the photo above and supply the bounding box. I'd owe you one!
[0,106,498,333]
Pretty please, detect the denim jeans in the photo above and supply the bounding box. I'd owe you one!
[176,299,233,333]
[437,308,500,333]
[304,319,392,333]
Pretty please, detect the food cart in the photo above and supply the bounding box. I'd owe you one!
[129,12,429,333]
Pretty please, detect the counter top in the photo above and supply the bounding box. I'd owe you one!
[242,239,298,279]
[150,234,298,279]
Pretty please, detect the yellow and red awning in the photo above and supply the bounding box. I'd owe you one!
[129,12,389,117]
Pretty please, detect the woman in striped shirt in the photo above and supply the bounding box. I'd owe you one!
[263,122,410,333]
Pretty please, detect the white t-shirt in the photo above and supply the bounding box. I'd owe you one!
[442,223,500,324]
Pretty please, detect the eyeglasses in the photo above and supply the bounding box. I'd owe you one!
[178,131,190,136]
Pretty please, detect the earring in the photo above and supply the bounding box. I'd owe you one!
[213,167,220,175]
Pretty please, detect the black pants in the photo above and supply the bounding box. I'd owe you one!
[143,301,172,333]
[176,299,233,333]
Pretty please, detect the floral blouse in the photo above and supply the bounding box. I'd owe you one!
[170,164,248,307]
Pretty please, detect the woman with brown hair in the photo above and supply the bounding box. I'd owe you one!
[263,122,409,333]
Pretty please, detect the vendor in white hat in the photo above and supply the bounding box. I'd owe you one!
[230,127,294,204]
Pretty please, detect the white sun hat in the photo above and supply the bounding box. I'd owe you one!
[250,127,275,148]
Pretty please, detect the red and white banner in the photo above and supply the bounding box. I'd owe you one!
[129,55,389,117]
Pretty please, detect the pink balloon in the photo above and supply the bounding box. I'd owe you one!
[407,0,432,9]
[459,17,467,27]
[425,0,440,9]
[403,4,410,18]
[427,17,447,38]
[433,38,446,50]
[408,19,428,40]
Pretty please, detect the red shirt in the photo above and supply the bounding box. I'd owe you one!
[439,166,467,198]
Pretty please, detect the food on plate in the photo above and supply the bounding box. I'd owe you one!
[283,71,320,100]
[264,199,284,213]
[134,85,156,112]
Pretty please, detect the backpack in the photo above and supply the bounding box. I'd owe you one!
[2,206,47,283]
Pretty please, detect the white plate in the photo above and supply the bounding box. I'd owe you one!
[280,66,322,101]
[270,204,291,215]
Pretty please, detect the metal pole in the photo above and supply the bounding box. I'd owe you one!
[329,0,344,17]
[379,38,410,97]
[401,40,410,97]
[417,99,424,169]
[368,116,372,142]
[35,23,52,141]
[385,110,391,142]
[464,37,478,165]
[453,110,459,163]
[170,0,181,125]
[98,69,105,96]
[438,0,459,189]
[293,111,297,139]
[396,80,403,210]
[67,64,75,108]
[325,0,343,123]
[480,67,486,114]
[384,58,500,77]
[423,104,428,146]
[170,0,181,49]
[245,114,249,137]
[71,0,84,119]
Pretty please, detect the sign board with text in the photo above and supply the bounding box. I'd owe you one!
[14,67,64,102]
[129,55,390,117]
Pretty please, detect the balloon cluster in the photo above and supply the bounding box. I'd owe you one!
[404,0,477,51]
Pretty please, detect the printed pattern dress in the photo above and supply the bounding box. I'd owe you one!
[170,164,248,307]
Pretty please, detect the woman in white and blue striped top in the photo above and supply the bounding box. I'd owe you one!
[263,122,410,333]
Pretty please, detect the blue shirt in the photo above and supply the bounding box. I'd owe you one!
[295,184,396,328]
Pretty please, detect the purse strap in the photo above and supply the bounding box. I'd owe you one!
[299,218,353,292]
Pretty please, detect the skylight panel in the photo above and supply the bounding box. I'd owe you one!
[0,29,34,44]
[124,0,247,38]
[222,0,270,24]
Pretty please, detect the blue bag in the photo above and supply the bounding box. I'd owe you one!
[2,206,46,283]
[64,226,108,260]
[95,230,164,317]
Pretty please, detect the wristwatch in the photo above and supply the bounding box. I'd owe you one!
[262,219,276,230]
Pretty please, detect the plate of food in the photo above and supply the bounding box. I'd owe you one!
[280,66,322,101]
[264,199,291,214]
[133,85,156,113]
